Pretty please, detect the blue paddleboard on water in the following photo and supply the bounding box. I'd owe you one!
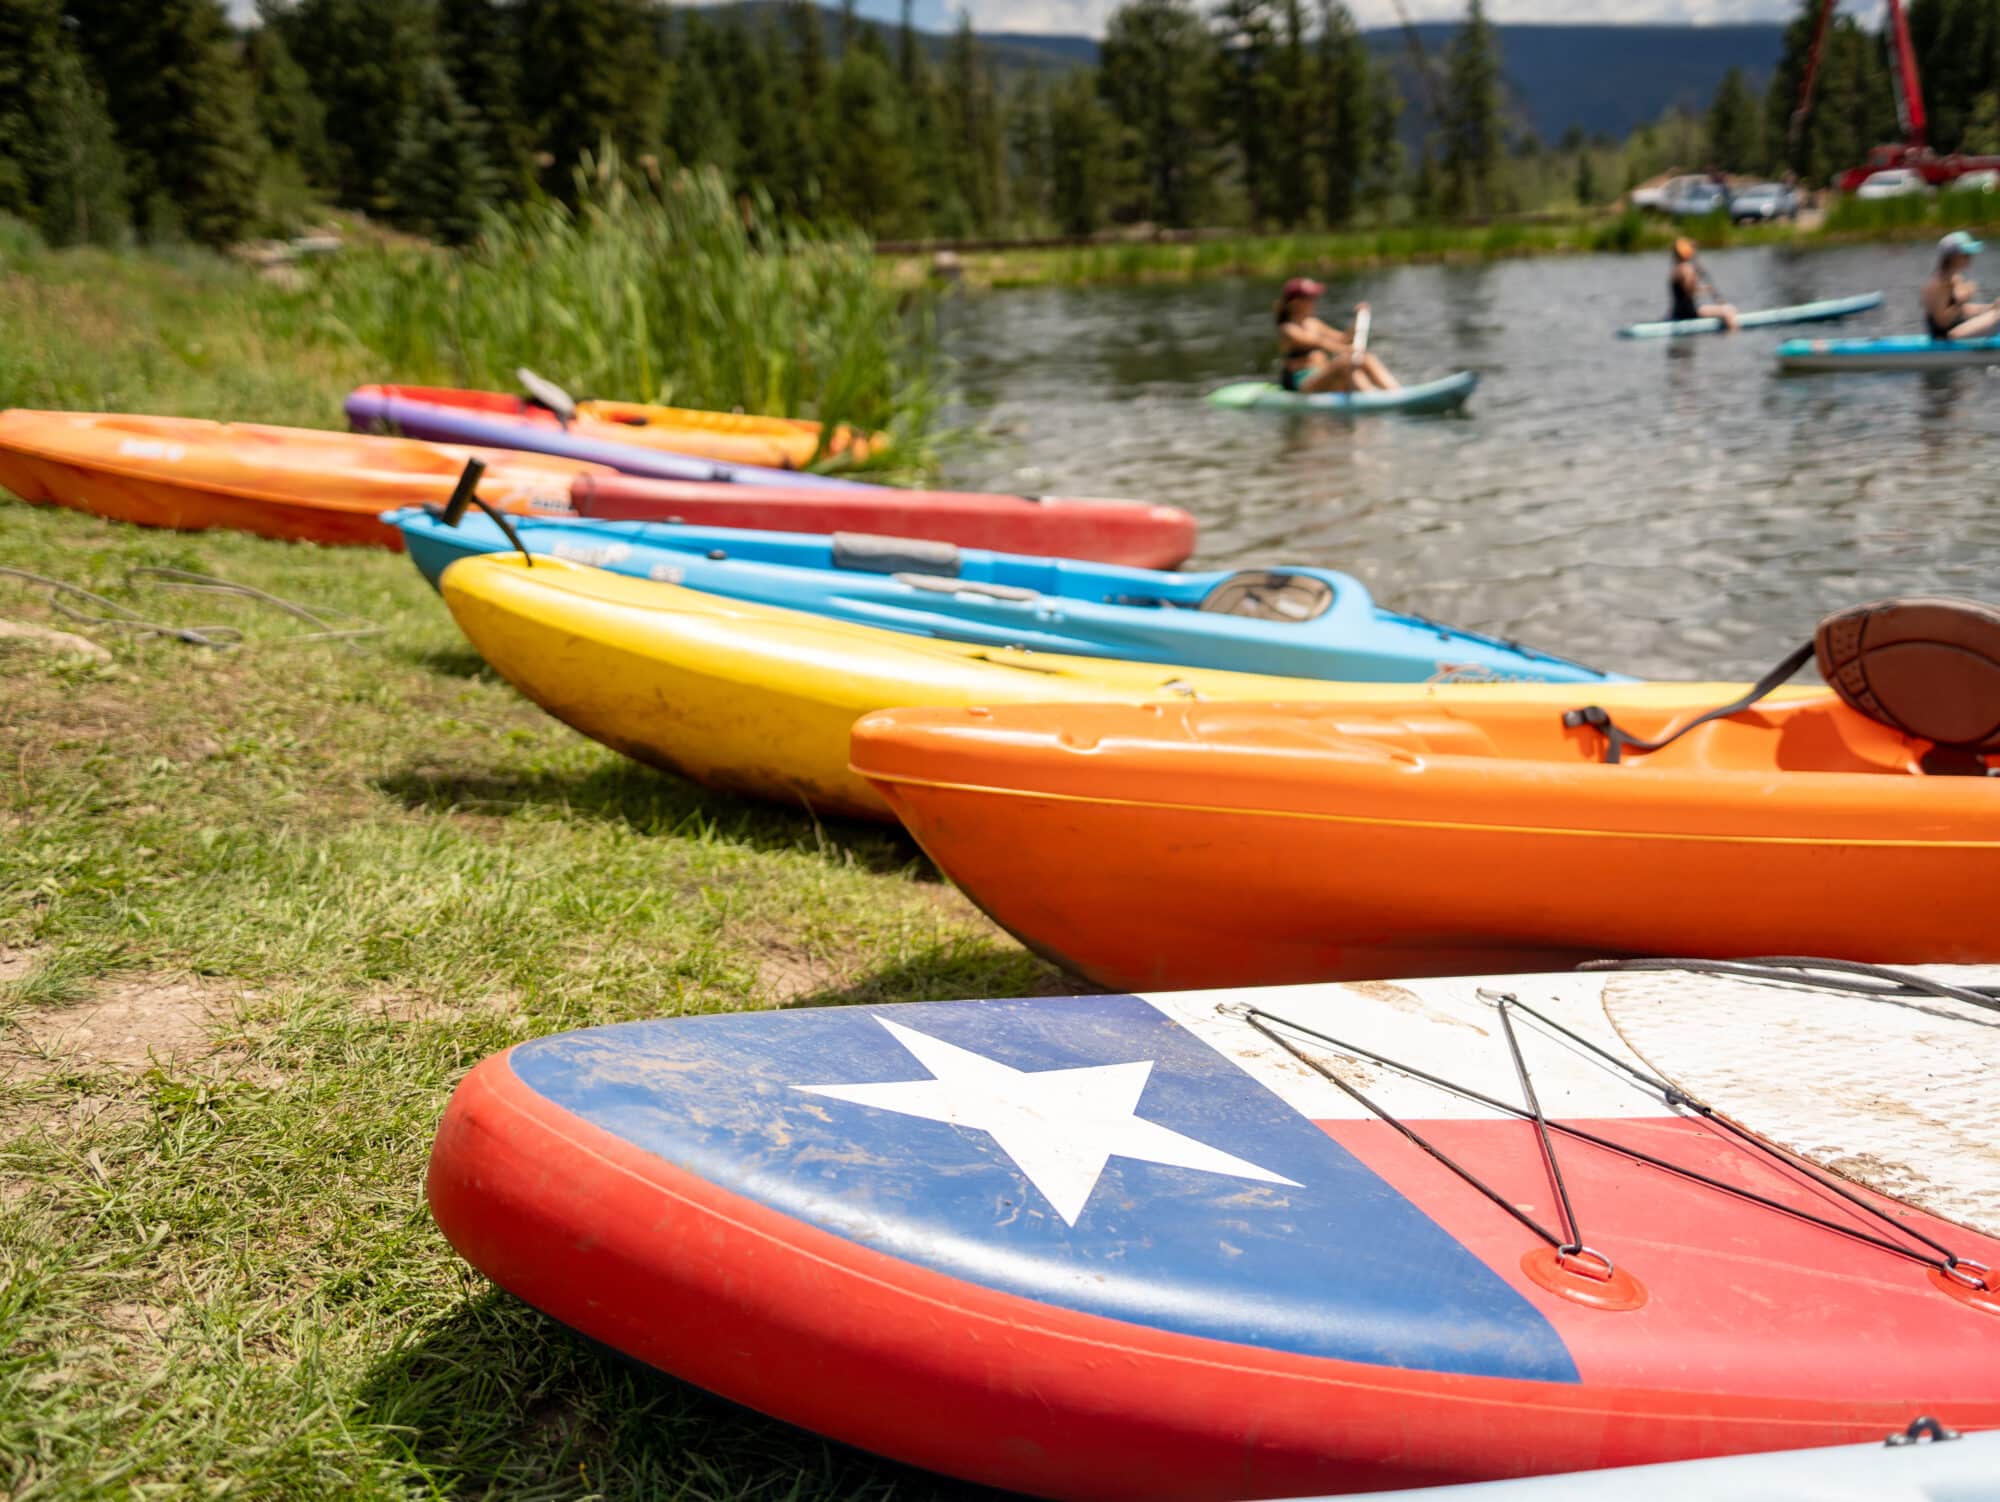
[385,505,1625,684]
[1617,290,1883,339]
[1777,332,2000,372]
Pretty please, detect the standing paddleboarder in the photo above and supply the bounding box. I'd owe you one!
[1669,238,1740,331]
[1276,277,1402,394]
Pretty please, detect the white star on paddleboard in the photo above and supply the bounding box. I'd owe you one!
[795,1016,1300,1226]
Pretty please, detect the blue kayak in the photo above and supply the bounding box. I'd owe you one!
[345,388,873,490]
[385,506,1625,685]
[1207,370,1478,415]
[1777,332,2000,372]
[1617,291,1883,339]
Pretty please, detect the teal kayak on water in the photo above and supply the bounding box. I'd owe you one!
[1777,332,2000,372]
[1207,370,1478,415]
[1617,290,1883,339]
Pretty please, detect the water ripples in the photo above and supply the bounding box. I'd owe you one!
[940,243,2000,680]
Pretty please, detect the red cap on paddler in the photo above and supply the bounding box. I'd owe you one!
[1282,277,1325,300]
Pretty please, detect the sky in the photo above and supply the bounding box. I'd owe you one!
[225,0,1875,40]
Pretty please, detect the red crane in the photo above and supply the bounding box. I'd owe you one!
[1791,0,2000,191]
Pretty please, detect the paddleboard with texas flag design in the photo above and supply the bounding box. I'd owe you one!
[426,962,2000,1500]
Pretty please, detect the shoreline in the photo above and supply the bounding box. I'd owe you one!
[887,208,2000,292]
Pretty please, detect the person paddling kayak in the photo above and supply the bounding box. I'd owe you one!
[1276,277,1401,394]
[1921,231,2000,340]
[1669,238,1739,330]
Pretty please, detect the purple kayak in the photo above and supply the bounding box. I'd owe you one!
[344,386,875,491]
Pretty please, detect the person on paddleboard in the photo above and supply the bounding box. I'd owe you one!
[1921,231,2000,340]
[1275,278,1402,394]
[1669,239,1739,330]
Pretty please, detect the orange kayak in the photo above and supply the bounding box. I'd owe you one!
[0,411,598,548]
[852,692,2000,988]
[347,385,885,469]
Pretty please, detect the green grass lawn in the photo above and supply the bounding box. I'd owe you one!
[0,499,1063,1497]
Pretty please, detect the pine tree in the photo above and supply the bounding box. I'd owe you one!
[286,0,436,212]
[1099,0,1216,227]
[1705,66,1762,173]
[248,5,333,187]
[663,13,738,175]
[1047,69,1114,235]
[388,60,502,244]
[1005,75,1053,231]
[1211,0,1282,225]
[822,41,916,234]
[437,0,532,198]
[1439,0,1501,218]
[0,0,130,245]
[66,0,260,244]
[1765,0,1894,182]
[517,0,664,195]
[1269,0,1313,224]
[1312,0,1367,226]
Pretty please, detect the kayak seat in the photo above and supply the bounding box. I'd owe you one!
[892,573,1039,604]
[1198,570,1336,624]
[1815,597,2000,753]
[831,532,961,577]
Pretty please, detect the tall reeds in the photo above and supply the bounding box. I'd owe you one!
[315,158,943,473]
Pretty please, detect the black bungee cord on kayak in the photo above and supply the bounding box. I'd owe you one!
[1562,597,2000,770]
[428,457,536,566]
[1242,961,1994,1295]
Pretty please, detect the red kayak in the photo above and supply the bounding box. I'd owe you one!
[572,473,1199,569]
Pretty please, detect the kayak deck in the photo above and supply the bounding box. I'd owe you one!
[1617,291,1883,339]
[1207,371,1478,415]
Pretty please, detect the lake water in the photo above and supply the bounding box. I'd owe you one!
[938,242,2000,680]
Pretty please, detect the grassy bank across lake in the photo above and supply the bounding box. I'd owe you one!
[885,201,2000,290]
[884,211,1801,290]
[0,499,1063,1496]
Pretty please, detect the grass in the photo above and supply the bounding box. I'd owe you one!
[318,163,945,476]
[0,168,948,481]
[0,499,1067,1498]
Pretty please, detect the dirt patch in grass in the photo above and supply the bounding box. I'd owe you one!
[1,972,230,1081]
[755,942,826,1006]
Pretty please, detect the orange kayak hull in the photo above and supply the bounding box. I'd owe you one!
[852,694,2000,988]
[0,411,597,548]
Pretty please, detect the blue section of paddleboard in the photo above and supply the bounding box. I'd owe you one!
[507,992,1580,1383]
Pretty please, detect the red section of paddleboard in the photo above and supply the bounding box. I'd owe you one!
[571,473,1199,569]
[1317,1116,2000,1403]
[427,1052,2000,1502]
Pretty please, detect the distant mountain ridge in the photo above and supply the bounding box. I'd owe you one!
[700,6,1786,144]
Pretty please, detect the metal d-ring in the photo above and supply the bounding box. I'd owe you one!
[1556,1244,1616,1281]
[1943,1256,1992,1292]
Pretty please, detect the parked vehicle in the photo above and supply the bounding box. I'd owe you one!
[1854,167,1930,199]
[1947,168,2000,193]
[1729,182,1800,222]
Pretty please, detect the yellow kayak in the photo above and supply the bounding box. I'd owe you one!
[440,555,1788,822]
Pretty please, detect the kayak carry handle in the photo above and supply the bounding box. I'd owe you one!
[441,457,486,527]
[439,457,535,567]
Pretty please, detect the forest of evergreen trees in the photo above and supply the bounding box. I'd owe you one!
[4,0,2000,256]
